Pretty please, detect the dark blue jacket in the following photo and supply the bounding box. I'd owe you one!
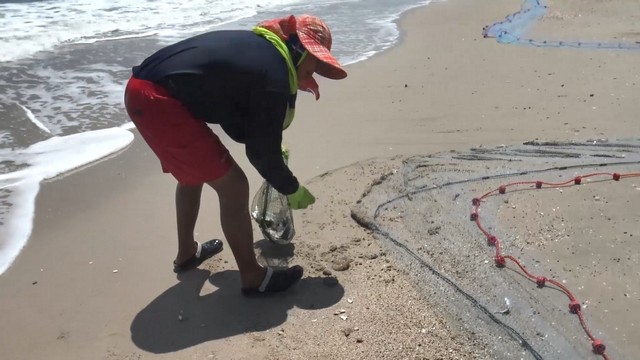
[132,30,298,194]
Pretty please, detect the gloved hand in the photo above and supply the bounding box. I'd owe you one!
[287,186,315,210]
[281,145,290,162]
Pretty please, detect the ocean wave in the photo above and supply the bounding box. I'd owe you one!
[0,0,299,62]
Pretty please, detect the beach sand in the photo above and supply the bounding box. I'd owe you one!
[1,0,639,359]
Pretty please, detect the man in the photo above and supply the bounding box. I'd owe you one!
[124,15,347,296]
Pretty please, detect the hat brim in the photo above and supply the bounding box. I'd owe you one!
[298,33,347,80]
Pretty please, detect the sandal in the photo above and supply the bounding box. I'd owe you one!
[173,239,223,273]
[241,265,304,297]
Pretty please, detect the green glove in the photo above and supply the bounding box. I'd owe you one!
[287,186,315,210]
[281,145,290,163]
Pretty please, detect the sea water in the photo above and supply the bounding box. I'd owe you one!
[0,0,435,275]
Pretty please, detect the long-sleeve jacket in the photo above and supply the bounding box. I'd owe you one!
[132,30,298,194]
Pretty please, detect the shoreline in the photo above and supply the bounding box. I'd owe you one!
[2,0,640,359]
[0,0,441,277]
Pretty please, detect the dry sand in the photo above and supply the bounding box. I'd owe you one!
[534,0,640,41]
[496,169,640,356]
[1,0,639,359]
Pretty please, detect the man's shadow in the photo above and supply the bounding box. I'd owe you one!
[130,240,344,353]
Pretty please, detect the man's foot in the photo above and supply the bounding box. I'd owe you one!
[173,239,223,273]
[241,265,304,297]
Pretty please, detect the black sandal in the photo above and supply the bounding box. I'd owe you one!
[173,239,223,273]
[241,265,304,297]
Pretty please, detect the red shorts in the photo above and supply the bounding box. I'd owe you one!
[124,77,233,185]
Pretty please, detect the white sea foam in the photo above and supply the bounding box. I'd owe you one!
[0,181,38,275]
[0,132,11,145]
[17,103,50,134]
[0,128,134,274]
[71,31,161,45]
[0,0,302,62]
[120,122,136,131]
[278,0,435,65]
[3,64,127,135]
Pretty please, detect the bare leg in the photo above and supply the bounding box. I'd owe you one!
[174,183,203,265]
[207,162,266,288]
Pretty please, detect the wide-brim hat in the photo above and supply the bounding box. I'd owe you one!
[257,15,347,80]
[295,15,347,80]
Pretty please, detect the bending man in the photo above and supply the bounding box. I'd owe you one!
[124,15,347,296]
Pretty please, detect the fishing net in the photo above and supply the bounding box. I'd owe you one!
[483,0,640,50]
[351,139,640,359]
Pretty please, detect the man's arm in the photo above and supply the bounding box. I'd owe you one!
[245,91,299,195]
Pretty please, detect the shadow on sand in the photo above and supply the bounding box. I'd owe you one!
[130,240,344,353]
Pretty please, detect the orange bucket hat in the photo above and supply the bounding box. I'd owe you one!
[257,14,347,80]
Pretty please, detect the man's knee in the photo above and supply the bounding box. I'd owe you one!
[176,182,204,196]
[208,164,249,198]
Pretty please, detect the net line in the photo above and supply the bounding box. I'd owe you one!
[482,0,640,50]
[353,158,640,359]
